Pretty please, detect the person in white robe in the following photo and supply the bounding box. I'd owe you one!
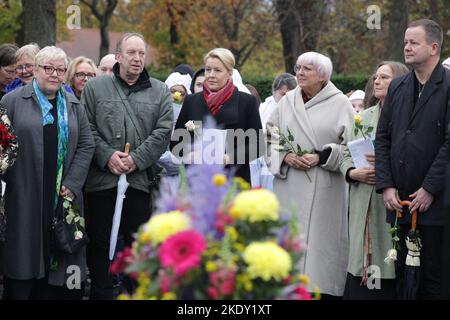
[265,52,354,297]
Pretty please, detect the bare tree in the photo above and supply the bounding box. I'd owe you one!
[274,0,326,72]
[18,0,56,47]
[80,0,118,63]
[209,0,276,68]
[388,0,409,62]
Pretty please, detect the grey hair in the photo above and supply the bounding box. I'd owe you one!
[272,73,297,92]
[15,43,40,62]
[34,46,68,67]
[116,32,146,54]
[296,51,333,82]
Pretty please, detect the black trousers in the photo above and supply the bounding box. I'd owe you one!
[86,187,151,300]
[395,224,443,299]
[343,273,396,300]
[3,277,83,300]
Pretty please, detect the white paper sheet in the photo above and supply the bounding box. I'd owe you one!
[347,137,375,168]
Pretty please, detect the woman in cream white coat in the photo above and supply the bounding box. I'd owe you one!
[265,52,354,298]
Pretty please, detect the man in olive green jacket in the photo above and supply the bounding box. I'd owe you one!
[81,32,173,300]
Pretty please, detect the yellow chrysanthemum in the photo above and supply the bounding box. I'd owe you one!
[117,293,131,300]
[162,292,177,300]
[231,189,279,222]
[140,210,191,245]
[354,114,362,125]
[299,274,310,285]
[212,174,227,186]
[243,242,292,281]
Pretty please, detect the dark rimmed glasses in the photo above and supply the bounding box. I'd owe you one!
[15,63,34,73]
[38,64,67,76]
[74,72,96,80]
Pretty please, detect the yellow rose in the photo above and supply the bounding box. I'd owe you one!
[172,91,183,103]
[354,114,362,125]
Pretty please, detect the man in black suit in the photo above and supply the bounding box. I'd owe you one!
[376,19,450,299]
[443,123,450,299]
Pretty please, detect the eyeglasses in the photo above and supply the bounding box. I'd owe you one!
[15,63,34,73]
[1,66,16,75]
[293,64,314,74]
[38,64,67,76]
[74,72,96,80]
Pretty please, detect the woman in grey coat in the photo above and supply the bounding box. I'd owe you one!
[0,46,94,300]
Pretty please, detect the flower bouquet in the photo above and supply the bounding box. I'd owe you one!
[0,108,18,175]
[112,164,318,300]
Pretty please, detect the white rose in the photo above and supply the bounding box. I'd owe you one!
[74,231,84,240]
[384,248,397,264]
[185,120,197,132]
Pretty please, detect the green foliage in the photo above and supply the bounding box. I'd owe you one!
[149,68,370,102]
[245,74,370,100]
[332,74,370,95]
[244,76,273,100]
[0,0,22,44]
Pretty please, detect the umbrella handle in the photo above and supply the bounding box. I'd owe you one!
[398,200,417,231]
[124,142,130,155]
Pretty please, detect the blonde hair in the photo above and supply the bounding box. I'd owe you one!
[15,43,40,62]
[203,48,235,72]
[65,56,98,84]
[35,46,68,67]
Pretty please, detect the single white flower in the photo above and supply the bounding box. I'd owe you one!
[185,120,198,132]
[271,126,280,134]
[384,248,397,264]
[74,230,84,240]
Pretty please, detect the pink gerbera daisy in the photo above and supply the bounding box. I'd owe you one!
[159,230,206,277]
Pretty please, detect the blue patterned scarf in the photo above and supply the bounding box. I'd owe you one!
[32,79,69,208]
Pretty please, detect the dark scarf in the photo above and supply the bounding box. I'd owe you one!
[203,80,235,116]
[113,62,152,94]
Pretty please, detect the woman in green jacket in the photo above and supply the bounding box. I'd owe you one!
[340,61,409,299]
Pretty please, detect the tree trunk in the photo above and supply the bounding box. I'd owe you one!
[99,23,110,63]
[167,5,180,45]
[80,0,118,64]
[274,0,326,72]
[388,0,409,62]
[20,0,56,47]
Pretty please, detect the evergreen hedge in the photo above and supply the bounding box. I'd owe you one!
[245,74,370,100]
[150,69,370,101]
